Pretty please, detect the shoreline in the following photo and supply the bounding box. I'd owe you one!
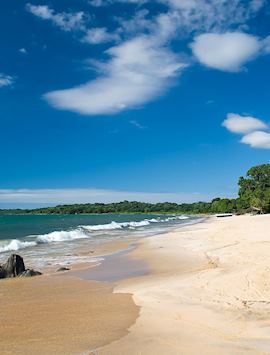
[0,213,198,270]
[3,215,270,353]
[43,216,205,276]
[0,216,203,354]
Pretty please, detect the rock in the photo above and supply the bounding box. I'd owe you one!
[57,267,70,272]
[0,254,41,279]
[3,254,25,278]
[19,269,42,277]
[0,266,6,279]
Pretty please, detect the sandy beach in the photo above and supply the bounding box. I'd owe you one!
[101,214,270,354]
[2,214,270,354]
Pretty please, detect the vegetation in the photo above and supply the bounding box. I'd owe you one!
[238,164,270,214]
[1,164,270,215]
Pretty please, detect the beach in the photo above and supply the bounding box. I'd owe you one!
[2,214,270,354]
[102,214,270,354]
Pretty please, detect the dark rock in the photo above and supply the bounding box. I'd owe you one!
[0,266,6,279]
[57,267,70,272]
[0,254,42,279]
[3,254,25,277]
[19,269,42,277]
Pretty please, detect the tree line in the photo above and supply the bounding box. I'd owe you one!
[1,164,270,215]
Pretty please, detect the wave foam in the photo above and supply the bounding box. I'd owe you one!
[36,229,89,244]
[82,215,189,231]
[82,221,123,231]
[164,215,189,222]
[0,215,191,254]
[82,219,152,231]
[0,239,37,253]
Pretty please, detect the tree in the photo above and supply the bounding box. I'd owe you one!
[238,164,270,213]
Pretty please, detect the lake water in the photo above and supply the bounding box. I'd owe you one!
[0,214,202,269]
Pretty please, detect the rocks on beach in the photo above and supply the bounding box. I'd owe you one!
[57,267,70,272]
[0,254,42,279]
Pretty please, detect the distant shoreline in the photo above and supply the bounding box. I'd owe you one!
[0,199,239,215]
[0,211,207,216]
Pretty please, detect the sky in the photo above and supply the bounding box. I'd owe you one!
[1,0,270,207]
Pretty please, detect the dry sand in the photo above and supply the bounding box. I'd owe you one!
[101,214,270,354]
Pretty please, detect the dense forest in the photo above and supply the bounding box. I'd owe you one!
[1,164,270,215]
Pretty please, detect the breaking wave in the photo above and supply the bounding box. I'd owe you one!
[36,228,88,244]
[0,239,37,253]
[81,215,189,231]
[0,215,190,253]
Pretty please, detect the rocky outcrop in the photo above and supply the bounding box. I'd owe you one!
[0,254,42,279]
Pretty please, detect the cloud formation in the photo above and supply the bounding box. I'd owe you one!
[161,0,264,33]
[190,32,261,72]
[82,27,120,44]
[28,1,268,115]
[19,48,27,54]
[0,188,216,206]
[45,36,186,115]
[241,131,270,149]
[223,113,270,149]
[26,4,86,31]
[222,113,267,134]
[0,73,14,88]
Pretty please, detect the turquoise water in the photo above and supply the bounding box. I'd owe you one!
[0,214,201,269]
[0,214,171,240]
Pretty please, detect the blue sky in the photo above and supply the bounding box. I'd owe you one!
[1,0,270,207]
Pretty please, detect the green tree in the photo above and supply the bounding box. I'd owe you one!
[238,164,270,213]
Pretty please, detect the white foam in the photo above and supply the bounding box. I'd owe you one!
[177,215,189,220]
[0,239,37,253]
[0,215,191,254]
[147,218,160,223]
[33,255,104,269]
[122,220,151,227]
[36,229,89,244]
[82,221,123,231]
[82,219,153,231]
[82,216,189,231]
[163,215,189,222]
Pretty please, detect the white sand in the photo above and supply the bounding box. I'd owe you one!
[101,215,270,354]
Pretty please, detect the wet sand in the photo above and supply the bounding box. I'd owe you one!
[71,244,148,282]
[42,237,135,273]
[0,274,139,355]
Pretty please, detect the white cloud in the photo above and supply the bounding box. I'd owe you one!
[190,32,261,72]
[44,36,186,115]
[0,188,216,206]
[222,113,267,134]
[222,113,270,149]
[26,4,86,32]
[82,27,120,44]
[0,74,14,88]
[19,48,27,54]
[28,1,268,115]
[160,0,265,33]
[241,131,270,149]
[250,0,266,12]
[130,120,145,129]
[89,0,146,6]
[88,0,107,6]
